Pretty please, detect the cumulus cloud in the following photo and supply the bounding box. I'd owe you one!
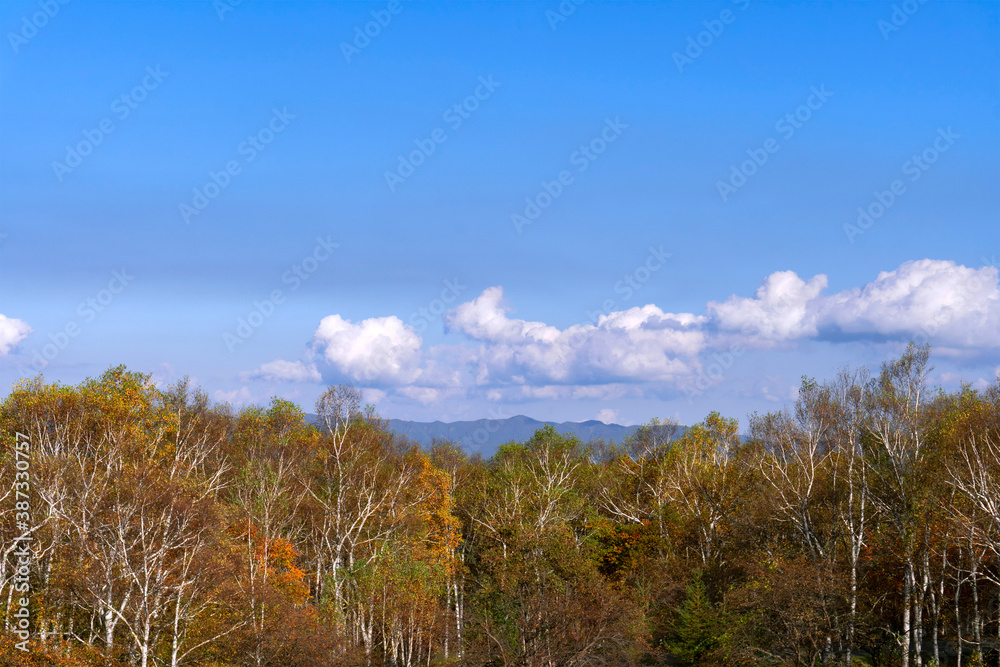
[397,386,444,405]
[704,260,1000,350]
[819,259,1000,346]
[312,314,422,384]
[0,314,31,356]
[446,286,560,344]
[245,359,321,383]
[365,388,387,404]
[214,386,255,406]
[596,408,620,424]
[446,289,705,384]
[291,259,999,402]
[709,271,827,341]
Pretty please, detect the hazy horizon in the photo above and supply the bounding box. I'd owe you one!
[2,1,998,427]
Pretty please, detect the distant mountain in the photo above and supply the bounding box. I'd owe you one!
[304,413,652,456]
[387,415,640,455]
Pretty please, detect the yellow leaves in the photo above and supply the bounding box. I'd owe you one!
[229,522,310,606]
[266,536,310,606]
[409,456,462,575]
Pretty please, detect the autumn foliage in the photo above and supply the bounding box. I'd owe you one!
[1,346,998,666]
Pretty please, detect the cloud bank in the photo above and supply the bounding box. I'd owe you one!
[247,259,1000,404]
[0,314,31,356]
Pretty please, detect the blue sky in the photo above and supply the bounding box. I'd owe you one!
[1,0,998,427]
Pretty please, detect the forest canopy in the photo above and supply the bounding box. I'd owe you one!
[1,344,998,667]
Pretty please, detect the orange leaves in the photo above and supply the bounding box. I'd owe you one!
[266,537,310,606]
[229,521,310,606]
[595,520,658,581]
[408,456,462,574]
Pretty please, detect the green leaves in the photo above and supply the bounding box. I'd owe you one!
[665,571,729,666]
[3,356,999,667]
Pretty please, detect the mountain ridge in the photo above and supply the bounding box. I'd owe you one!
[306,413,643,456]
[387,414,641,454]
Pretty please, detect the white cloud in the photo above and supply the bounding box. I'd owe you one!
[446,286,560,344]
[446,288,705,385]
[596,408,619,424]
[577,305,706,380]
[0,314,31,356]
[706,259,1000,350]
[570,383,634,400]
[245,359,321,383]
[938,371,963,386]
[364,388,387,404]
[471,383,635,404]
[312,314,422,384]
[150,362,194,389]
[709,271,827,341]
[819,259,1000,346]
[297,259,1000,401]
[214,386,255,406]
[397,386,443,405]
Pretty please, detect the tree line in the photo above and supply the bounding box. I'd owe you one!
[0,343,998,666]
